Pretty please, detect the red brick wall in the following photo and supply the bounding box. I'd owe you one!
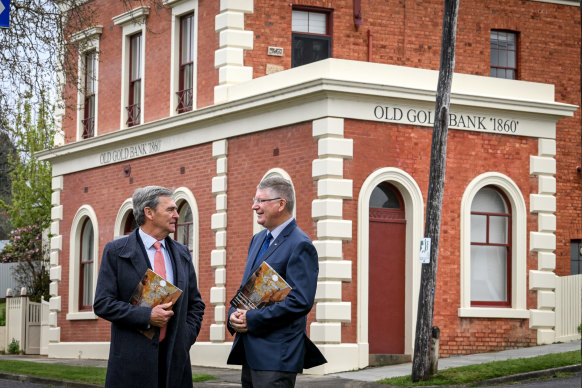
[58,123,319,343]
[245,0,580,275]
[196,0,219,109]
[344,119,539,355]
[61,0,219,144]
[225,122,319,335]
[56,0,580,355]
[58,143,215,342]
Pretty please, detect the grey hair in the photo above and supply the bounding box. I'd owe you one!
[132,186,173,226]
[257,176,295,213]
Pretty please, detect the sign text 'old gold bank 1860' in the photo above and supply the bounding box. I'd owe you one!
[373,106,519,134]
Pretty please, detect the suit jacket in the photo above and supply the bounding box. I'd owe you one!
[94,229,205,388]
[227,219,326,373]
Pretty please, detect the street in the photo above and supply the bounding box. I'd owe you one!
[479,372,581,388]
[0,372,579,388]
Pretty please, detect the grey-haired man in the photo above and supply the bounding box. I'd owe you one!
[94,186,205,388]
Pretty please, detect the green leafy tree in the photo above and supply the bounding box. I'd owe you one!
[0,97,53,230]
[0,97,54,302]
[0,132,16,239]
[1,224,50,302]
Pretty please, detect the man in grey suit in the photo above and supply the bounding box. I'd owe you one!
[94,186,205,388]
[227,177,326,387]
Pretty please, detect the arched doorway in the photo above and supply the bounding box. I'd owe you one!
[368,182,406,363]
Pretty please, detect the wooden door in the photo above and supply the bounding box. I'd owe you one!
[368,183,406,354]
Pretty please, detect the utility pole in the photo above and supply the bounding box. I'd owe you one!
[411,0,459,382]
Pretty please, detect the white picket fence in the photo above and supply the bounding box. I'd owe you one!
[4,289,49,355]
[555,274,582,342]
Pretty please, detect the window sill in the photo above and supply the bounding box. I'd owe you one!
[458,307,530,319]
[66,311,98,320]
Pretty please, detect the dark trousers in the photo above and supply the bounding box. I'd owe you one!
[158,339,167,388]
[241,364,297,388]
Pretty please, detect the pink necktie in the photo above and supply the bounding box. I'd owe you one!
[153,241,167,341]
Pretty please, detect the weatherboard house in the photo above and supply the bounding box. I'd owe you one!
[38,0,581,373]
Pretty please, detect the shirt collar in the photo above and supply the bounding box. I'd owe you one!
[269,217,294,242]
[139,228,165,249]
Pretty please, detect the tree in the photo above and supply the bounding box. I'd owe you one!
[0,97,55,302]
[0,131,16,239]
[0,96,54,229]
[411,0,459,382]
[1,223,50,302]
[0,0,168,131]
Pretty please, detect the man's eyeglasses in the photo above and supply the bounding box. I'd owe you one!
[253,197,281,204]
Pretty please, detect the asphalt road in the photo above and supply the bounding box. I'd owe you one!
[478,372,581,388]
[0,373,580,388]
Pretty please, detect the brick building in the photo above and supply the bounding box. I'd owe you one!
[38,0,581,374]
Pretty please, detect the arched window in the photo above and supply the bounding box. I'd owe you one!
[79,218,95,311]
[470,186,511,307]
[68,205,99,320]
[370,182,402,209]
[174,201,193,255]
[124,211,137,235]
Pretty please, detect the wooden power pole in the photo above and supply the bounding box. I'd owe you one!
[411,0,459,382]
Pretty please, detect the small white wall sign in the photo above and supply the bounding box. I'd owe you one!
[268,46,283,57]
[419,237,431,264]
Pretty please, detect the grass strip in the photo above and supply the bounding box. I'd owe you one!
[0,359,216,385]
[378,350,581,386]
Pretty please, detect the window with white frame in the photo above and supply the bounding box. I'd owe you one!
[168,0,198,115]
[458,173,528,319]
[177,13,194,113]
[82,50,97,138]
[292,8,332,68]
[67,205,99,320]
[171,187,199,279]
[174,200,193,254]
[79,218,95,310]
[127,32,142,127]
[113,6,149,129]
[470,186,511,307]
[70,26,102,140]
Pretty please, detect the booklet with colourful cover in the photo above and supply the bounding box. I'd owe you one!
[129,269,182,339]
[230,261,291,310]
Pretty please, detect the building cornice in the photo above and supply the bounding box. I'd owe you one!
[39,59,578,175]
[70,26,103,43]
[112,6,150,26]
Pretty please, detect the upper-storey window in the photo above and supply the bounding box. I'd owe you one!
[470,186,512,307]
[113,6,149,129]
[292,8,332,68]
[82,50,97,139]
[177,13,194,113]
[70,26,102,141]
[127,33,142,127]
[491,30,517,80]
[169,0,198,116]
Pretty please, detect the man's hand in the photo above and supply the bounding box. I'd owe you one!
[149,302,174,327]
[229,309,248,333]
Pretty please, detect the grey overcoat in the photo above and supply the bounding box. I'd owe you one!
[94,229,205,388]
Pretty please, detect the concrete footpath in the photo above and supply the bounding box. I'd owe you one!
[0,340,579,387]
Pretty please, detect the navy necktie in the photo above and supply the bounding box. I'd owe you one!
[254,232,272,268]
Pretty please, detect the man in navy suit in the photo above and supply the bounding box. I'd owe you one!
[227,177,326,387]
[94,186,205,388]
